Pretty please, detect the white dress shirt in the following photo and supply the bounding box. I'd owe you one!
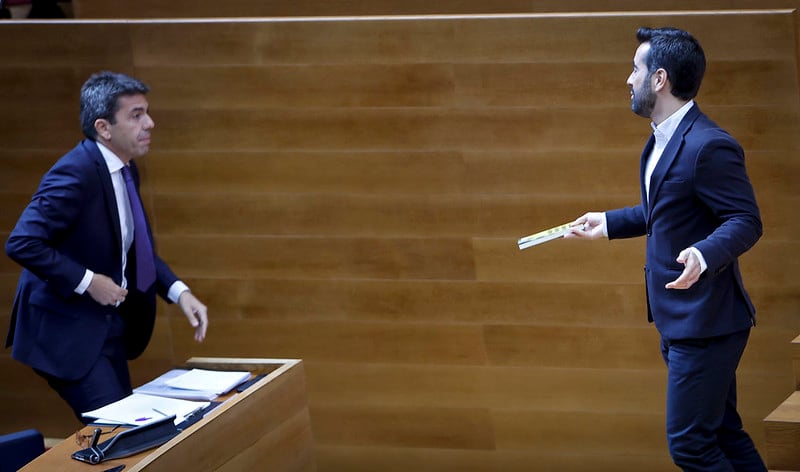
[75,142,188,302]
[604,100,707,273]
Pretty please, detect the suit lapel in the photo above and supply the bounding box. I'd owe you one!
[82,140,124,258]
[646,104,702,219]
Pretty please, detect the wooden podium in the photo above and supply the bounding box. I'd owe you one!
[21,358,316,471]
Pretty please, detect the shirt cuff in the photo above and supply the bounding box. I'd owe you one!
[75,269,94,294]
[601,213,609,238]
[688,247,708,274]
[168,280,190,304]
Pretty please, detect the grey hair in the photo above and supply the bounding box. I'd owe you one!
[79,71,149,140]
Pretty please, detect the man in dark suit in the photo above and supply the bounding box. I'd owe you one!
[5,71,209,422]
[566,27,766,471]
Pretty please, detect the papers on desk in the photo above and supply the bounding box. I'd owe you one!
[517,222,574,250]
[82,393,209,426]
[84,369,252,426]
[134,368,251,401]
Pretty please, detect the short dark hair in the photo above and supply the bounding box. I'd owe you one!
[636,27,706,100]
[79,71,149,140]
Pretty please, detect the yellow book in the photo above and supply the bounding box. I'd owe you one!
[517,222,573,250]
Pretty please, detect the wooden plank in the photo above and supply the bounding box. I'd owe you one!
[170,319,489,366]
[315,444,677,472]
[176,278,649,326]
[71,0,800,18]
[747,286,800,330]
[303,362,666,413]
[0,151,60,193]
[141,148,792,199]
[764,391,800,470]
[793,335,800,390]
[149,193,633,238]
[310,404,496,449]
[139,64,457,109]
[0,107,82,152]
[123,60,799,110]
[155,235,476,280]
[218,408,316,472]
[0,23,134,67]
[483,324,663,369]
[137,107,799,153]
[492,409,665,453]
[474,236,646,284]
[119,14,796,66]
[144,151,470,195]
[303,362,791,414]
[0,67,91,111]
[456,60,798,107]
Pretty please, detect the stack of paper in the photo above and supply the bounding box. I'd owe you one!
[82,393,209,426]
[135,369,251,401]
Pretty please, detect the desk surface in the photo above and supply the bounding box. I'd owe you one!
[21,358,316,472]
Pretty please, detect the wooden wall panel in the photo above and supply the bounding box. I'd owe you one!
[71,0,800,18]
[0,11,798,472]
[314,444,677,472]
[178,278,649,327]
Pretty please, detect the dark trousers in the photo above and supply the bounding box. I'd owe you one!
[35,315,132,423]
[661,329,766,472]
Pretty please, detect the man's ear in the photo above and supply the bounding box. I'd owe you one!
[94,118,112,141]
[652,68,668,92]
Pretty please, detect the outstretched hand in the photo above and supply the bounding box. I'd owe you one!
[564,212,605,240]
[665,248,702,290]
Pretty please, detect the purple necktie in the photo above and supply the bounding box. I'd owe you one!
[121,165,156,291]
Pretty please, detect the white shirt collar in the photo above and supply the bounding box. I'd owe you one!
[651,100,695,148]
[95,141,127,174]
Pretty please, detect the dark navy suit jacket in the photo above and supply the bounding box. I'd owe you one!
[606,104,762,340]
[5,139,178,380]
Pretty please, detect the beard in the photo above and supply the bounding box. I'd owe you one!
[631,75,656,118]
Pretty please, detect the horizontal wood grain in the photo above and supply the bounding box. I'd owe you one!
[310,404,496,449]
[148,193,633,238]
[491,408,665,453]
[111,60,798,110]
[170,278,650,326]
[0,23,135,68]
[72,0,800,18]
[314,444,677,472]
[156,235,476,280]
[139,64,457,109]
[169,319,489,365]
[3,147,791,200]
[116,106,798,153]
[303,363,668,413]
[118,14,795,66]
[0,11,797,469]
[483,324,662,369]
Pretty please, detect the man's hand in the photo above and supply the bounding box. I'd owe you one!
[86,273,128,306]
[178,291,208,342]
[665,248,702,290]
[564,212,605,240]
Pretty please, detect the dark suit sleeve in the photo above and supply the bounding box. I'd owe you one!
[5,161,90,299]
[691,134,762,274]
[606,204,647,240]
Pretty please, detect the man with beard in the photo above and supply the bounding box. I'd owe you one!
[565,27,766,471]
